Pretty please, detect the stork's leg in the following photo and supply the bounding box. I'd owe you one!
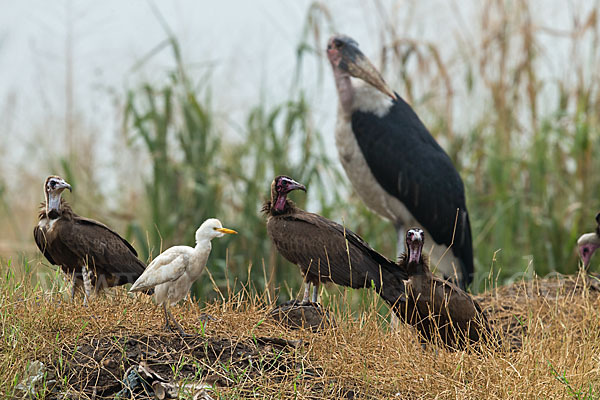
[390,223,406,333]
[302,281,311,304]
[311,283,319,303]
[82,264,92,306]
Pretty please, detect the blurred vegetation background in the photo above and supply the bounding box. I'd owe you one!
[1,1,599,300]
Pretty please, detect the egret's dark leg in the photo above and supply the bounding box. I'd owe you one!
[167,309,191,337]
[302,281,311,304]
[163,303,172,331]
[311,283,319,303]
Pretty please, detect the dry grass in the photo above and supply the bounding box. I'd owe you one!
[2,261,600,399]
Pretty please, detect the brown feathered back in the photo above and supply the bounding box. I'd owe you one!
[397,252,496,349]
[265,198,408,310]
[34,198,146,290]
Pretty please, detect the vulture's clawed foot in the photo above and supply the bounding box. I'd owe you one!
[269,300,336,332]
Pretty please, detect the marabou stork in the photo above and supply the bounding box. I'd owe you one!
[130,218,237,335]
[33,176,147,302]
[327,34,473,288]
[263,175,408,307]
[399,228,492,348]
[577,212,600,270]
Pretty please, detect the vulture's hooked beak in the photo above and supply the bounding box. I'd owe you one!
[337,41,397,101]
[215,227,237,235]
[288,181,306,193]
[58,181,72,192]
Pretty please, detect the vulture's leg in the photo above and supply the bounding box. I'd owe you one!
[70,270,76,300]
[302,281,311,304]
[82,264,93,305]
[311,283,319,303]
[390,313,400,332]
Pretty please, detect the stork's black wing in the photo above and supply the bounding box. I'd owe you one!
[351,95,473,284]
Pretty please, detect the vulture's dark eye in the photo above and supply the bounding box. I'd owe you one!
[334,40,343,48]
[50,181,56,188]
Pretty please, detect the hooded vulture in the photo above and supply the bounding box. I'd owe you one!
[399,228,493,348]
[263,175,408,309]
[33,175,147,301]
[327,34,473,289]
[577,212,600,270]
[130,218,237,335]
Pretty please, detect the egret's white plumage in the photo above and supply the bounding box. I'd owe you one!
[130,218,236,334]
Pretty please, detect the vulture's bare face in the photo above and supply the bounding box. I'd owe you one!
[45,176,72,196]
[406,228,424,264]
[579,243,599,268]
[271,176,306,212]
[275,176,306,195]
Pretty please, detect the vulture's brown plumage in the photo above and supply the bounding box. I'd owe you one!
[263,175,408,307]
[398,228,494,349]
[33,176,147,298]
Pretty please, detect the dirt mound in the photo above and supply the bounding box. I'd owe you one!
[475,273,600,350]
[53,333,305,399]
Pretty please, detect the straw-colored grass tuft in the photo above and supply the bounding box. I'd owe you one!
[2,262,600,399]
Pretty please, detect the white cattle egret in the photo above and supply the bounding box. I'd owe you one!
[130,218,237,334]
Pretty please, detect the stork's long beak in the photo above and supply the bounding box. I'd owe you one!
[216,227,237,235]
[338,43,397,101]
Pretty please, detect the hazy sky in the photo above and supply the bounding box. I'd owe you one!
[0,1,479,172]
[0,0,591,184]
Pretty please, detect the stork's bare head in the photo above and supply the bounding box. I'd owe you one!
[406,228,424,264]
[327,34,397,100]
